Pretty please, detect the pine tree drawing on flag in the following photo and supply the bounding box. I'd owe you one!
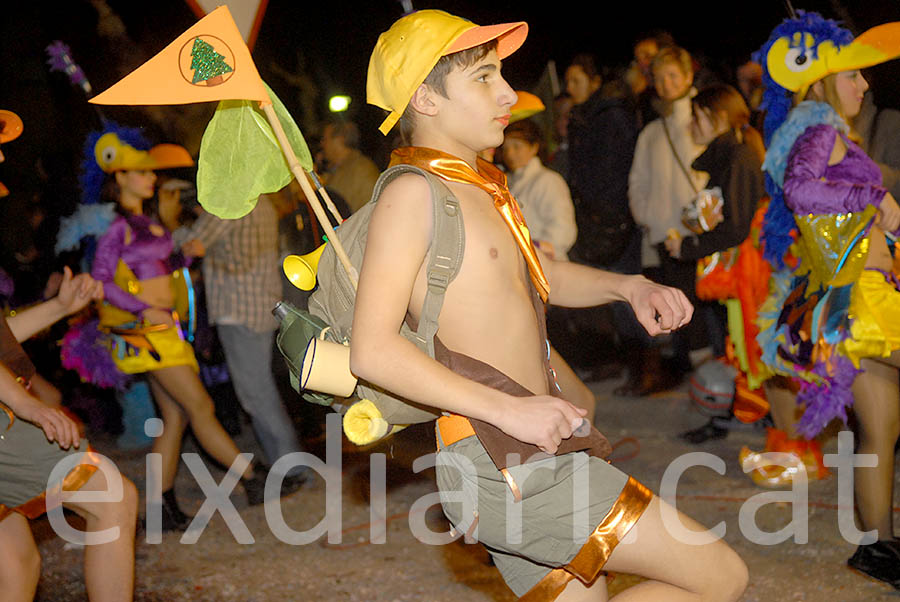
[190,38,233,86]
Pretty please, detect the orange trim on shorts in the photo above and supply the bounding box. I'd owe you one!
[0,402,13,430]
[518,477,653,601]
[0,447,102,524]
[435,414,476,447]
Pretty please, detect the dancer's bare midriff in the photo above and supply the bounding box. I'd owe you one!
[135,274,176,311]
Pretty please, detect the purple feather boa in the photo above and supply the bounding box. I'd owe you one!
[61,318,130,390]
[795,355,861,438]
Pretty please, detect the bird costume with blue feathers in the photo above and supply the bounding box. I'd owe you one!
[754,11,900,437]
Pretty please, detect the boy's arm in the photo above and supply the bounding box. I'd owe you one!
[350,175,585,453]
[541,256,693,335]
[0,361,80,449]
[7,267,103,342]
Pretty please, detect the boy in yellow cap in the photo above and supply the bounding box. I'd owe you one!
[355,10,747,600]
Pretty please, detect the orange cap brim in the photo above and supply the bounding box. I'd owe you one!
[445,21,528,60]
[0,110,24,144]
[510,91,545,122]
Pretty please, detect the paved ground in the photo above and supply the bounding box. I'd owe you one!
[29,374,900,600]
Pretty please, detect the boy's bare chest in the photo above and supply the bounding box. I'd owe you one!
[449,183,524,280]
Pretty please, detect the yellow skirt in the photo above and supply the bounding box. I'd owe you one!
[841,269,900,367]
[99,301,198,374]
[111,325,198,374]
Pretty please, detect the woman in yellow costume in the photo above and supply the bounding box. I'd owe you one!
[86,125,275,529]
[753,11,900,587]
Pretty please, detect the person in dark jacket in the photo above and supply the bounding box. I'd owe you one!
[563,54,644,383]
[566,54,639,269]
[666,85,765,270]
[664,84,765,441]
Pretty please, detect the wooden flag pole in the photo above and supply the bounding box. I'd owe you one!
[260,102,358,290]
[308,170,345,225]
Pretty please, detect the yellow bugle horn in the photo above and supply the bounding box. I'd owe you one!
[283,243,326,291]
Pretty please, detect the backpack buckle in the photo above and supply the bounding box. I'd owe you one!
[427,269,451,293]
[443,197,459,217]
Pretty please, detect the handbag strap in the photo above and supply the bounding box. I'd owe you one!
[661,116,700,195]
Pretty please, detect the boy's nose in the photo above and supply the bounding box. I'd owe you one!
[499,82,517,107]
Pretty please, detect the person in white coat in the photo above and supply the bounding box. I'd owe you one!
[502,118,577,260]
[625,46,709,394]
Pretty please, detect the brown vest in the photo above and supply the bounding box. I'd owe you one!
[0,314,35,382]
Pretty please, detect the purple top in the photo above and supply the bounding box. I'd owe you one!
[783,124,886,215]
[92,214,188,314]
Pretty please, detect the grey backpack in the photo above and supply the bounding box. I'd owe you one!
[303,164,465,425]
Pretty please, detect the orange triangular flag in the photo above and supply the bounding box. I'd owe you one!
[90,6,268,106]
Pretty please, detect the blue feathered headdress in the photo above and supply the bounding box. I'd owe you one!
[754,11,853,268]
[78,122,150,206]
[753,11,853,146]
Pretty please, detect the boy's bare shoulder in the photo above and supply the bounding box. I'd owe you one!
[376,172,431,208]
[375,173,432,223]
[368,171,434,243]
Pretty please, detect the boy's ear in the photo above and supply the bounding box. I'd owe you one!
[408,83,440,117]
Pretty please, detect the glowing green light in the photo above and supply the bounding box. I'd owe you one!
[329,95,351,112]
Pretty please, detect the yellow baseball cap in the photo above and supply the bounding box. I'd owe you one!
[368,9,528,135]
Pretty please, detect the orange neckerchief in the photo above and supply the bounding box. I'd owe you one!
[389,146,550,302]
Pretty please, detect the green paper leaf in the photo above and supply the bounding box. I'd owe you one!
[197,82,313,219]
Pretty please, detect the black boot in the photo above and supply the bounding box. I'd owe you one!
[161,488,192,532]
[848,539,900,589]
[679,418,729,444]
[242,462,268,506]
[242,462,309,506]
[617,347,682,397]
[613,345,643,396]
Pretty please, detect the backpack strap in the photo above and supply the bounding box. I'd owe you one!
[371,164,465,357]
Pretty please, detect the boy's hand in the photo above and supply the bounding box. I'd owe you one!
[494,395,587,454]
[623,275,693,336]
[55,267,103,316]
[11,398,80,450]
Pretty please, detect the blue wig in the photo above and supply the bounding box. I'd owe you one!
[78,122,150,205]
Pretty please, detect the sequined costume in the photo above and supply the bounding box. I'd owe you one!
[92,213,197,373]
[756,101,900,437]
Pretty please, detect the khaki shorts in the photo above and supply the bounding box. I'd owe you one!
[436,433,650,598]
[0,411,96,521]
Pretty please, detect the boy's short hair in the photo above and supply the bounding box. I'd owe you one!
[651,46,693,76]
[367,9,527,136]
[397,40,498,144]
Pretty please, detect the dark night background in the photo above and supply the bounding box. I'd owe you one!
[2,0,900,229]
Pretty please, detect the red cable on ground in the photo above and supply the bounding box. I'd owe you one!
[607,437,641,463]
